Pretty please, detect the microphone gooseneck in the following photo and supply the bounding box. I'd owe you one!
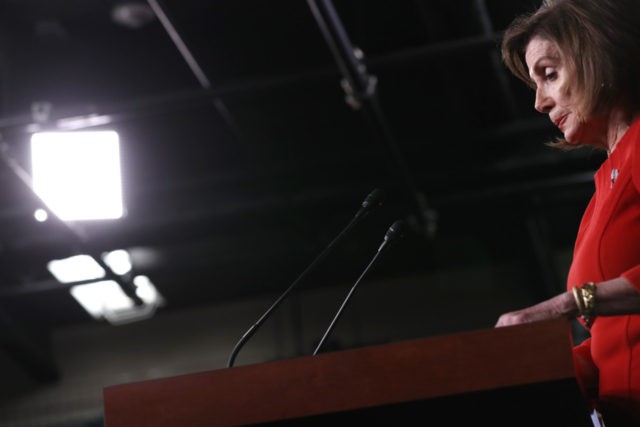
[226,188,384,368]
[312,219,405,356]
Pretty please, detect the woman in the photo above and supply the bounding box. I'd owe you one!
[496,0,640,424]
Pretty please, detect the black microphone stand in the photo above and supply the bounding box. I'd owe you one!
[226,189,383,368]
[313,220,404,356]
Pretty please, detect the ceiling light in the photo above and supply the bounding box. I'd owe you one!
[30,130,124,221]
[47,255,106,283]
[133,275,165,307]
[33,208,48,222]
[70,280,134,320]
[49,252,165,325]
[70,276,165,325]
[102,249,132,276]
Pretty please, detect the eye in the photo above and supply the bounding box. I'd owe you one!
[544,69,557,81]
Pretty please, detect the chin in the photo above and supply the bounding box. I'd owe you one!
[563,128,582,146]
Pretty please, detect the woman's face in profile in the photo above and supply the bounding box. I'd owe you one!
[525,35,607,148]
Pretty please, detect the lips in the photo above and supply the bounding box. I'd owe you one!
[553,114,567,131]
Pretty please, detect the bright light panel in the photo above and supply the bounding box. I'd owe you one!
[31,130,124,221]
[133,275,165,306]
[103,249,132,275]
[50,251,165,325]
[70,275,165,325]
[70,280,135,320]
[47,254,106,283]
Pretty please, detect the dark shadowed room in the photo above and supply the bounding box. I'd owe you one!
[0,1,618,426]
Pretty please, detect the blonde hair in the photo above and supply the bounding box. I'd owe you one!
[501,0,640,149]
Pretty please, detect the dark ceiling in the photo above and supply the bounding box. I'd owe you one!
[0,0,607,385]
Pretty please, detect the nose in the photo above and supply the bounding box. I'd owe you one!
[534,87,553,113]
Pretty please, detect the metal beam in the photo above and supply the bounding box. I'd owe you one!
[472,0,520,118]
[146,0,244,144]
[0,32,505,135]
[306,0,437,238]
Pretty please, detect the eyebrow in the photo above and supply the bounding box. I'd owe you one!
[528,55,558,80]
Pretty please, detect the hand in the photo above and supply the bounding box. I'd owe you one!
[495,308,539,327]
[495,291,577,327]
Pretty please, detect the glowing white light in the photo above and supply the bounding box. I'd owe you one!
[103,249,132,275]
[47,254,106,283]
[31,131,124,221]
[50,251,166,325]
[69,275,165,325]
[70,280,135,320]
[133,275,165,306]
[34,208,48,222]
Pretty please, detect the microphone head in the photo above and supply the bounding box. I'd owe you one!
[384,219,405,242]
[377,219,405,253]
[361,188,384,212]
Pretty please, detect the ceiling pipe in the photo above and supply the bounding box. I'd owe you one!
[0,31,506,135]
[145,0,244,144]
[472,0,520,119]
[306,0,438,238]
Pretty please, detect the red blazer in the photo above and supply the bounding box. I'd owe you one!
[568,116,640,420]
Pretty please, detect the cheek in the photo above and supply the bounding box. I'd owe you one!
[559,81,581,111]
[557,90,578,111]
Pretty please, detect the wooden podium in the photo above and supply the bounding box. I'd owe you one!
[103,319,593,426]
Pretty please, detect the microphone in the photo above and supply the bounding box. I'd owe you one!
[312,219,405,356]
[226,188,384,367]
